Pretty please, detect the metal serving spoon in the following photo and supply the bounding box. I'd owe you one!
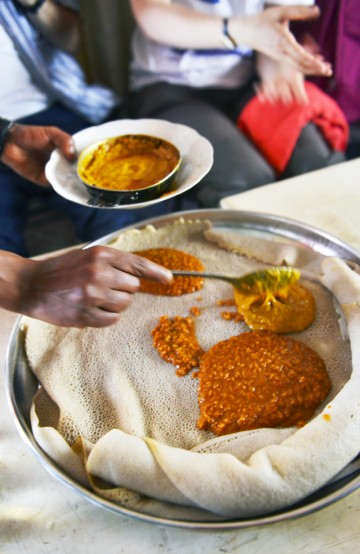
[172,266,300,294]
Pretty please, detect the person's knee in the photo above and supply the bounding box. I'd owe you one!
[285,148,345,177]
[283,123,346,178]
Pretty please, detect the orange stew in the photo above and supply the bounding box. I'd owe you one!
[197,330,331,436]
[220,311,244,322]
[78,134,180,191]
[152,315,204,377]
[146,249,329,437]
[134,247,204,295]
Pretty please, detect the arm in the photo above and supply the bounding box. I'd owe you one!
[0,121,76,187]
[15,0,80,54]
[130,0,331,76]
[0,247,172,328]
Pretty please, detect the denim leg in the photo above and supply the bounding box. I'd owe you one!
[45,193,176,244]
[0,163,32,255]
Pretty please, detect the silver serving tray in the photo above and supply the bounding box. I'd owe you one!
[5,209,360,530]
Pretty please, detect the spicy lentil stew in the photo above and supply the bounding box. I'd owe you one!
[136,247,328,436]
[197,330,331,435]
[134,247,204,295]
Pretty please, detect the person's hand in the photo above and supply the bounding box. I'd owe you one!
[299,31,322,58]
[244,5,332,77]
[255,54,308,105]
[1,123,76,186]
[3,246,173,328]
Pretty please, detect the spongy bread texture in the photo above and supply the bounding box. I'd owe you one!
[25,219,360,519]
[26,220,350,448]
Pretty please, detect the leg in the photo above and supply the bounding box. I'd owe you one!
[347,122,360,160]
[46,194,176,243]
[130,84,276,208]
[282,122,345,179]
[0,163,32,256]
[20,103,89,135]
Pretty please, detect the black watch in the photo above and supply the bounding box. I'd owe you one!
[0,117,14,157]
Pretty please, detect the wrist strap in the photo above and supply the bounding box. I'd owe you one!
[0,117,14,157]
[14,0,47,14]
[222,18,238,50]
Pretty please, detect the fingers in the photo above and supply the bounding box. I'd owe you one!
[255,82,276,104]
[105,247,173,284]
[62,137,76,161]
[80,309,121,329]
[63,305,123,329]
[256,71,308,106]
[262,6,332,77]
[290,74,308,104]
[301,32,322,56]
[79,290,134,328]
[280,36,332,76]
[274,25,326,73]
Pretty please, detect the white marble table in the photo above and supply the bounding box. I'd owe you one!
[2,159,360,553]
[221,158,360,254]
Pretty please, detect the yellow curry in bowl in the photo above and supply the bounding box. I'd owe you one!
[77,134,181,206]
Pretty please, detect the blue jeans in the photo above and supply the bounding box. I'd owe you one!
[0,104,174,256]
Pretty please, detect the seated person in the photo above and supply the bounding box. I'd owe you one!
[292,0,360,159]
[0,0,172,256]
[128,0,347,209]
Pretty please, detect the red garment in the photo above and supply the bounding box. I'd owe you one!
[237,82,349,175]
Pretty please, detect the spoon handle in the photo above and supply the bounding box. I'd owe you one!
[172,270,237,286]
[172,266,301,293]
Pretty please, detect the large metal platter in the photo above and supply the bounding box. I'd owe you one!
[5,209,360,530]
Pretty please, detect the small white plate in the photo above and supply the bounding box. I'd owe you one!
[45,119,214,209]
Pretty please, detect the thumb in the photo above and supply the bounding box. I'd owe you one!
[276,5,320,24]
[49,128,76,162]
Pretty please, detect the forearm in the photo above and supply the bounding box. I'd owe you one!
[131,0,266,50]
[131,0,227,50]
[131,0,313,50]
[17,0,81,54]
[0,251,37,315]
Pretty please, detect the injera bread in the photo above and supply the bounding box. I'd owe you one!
[25,219,360,520]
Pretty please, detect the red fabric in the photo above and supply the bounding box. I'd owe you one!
[237,82,349,175]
